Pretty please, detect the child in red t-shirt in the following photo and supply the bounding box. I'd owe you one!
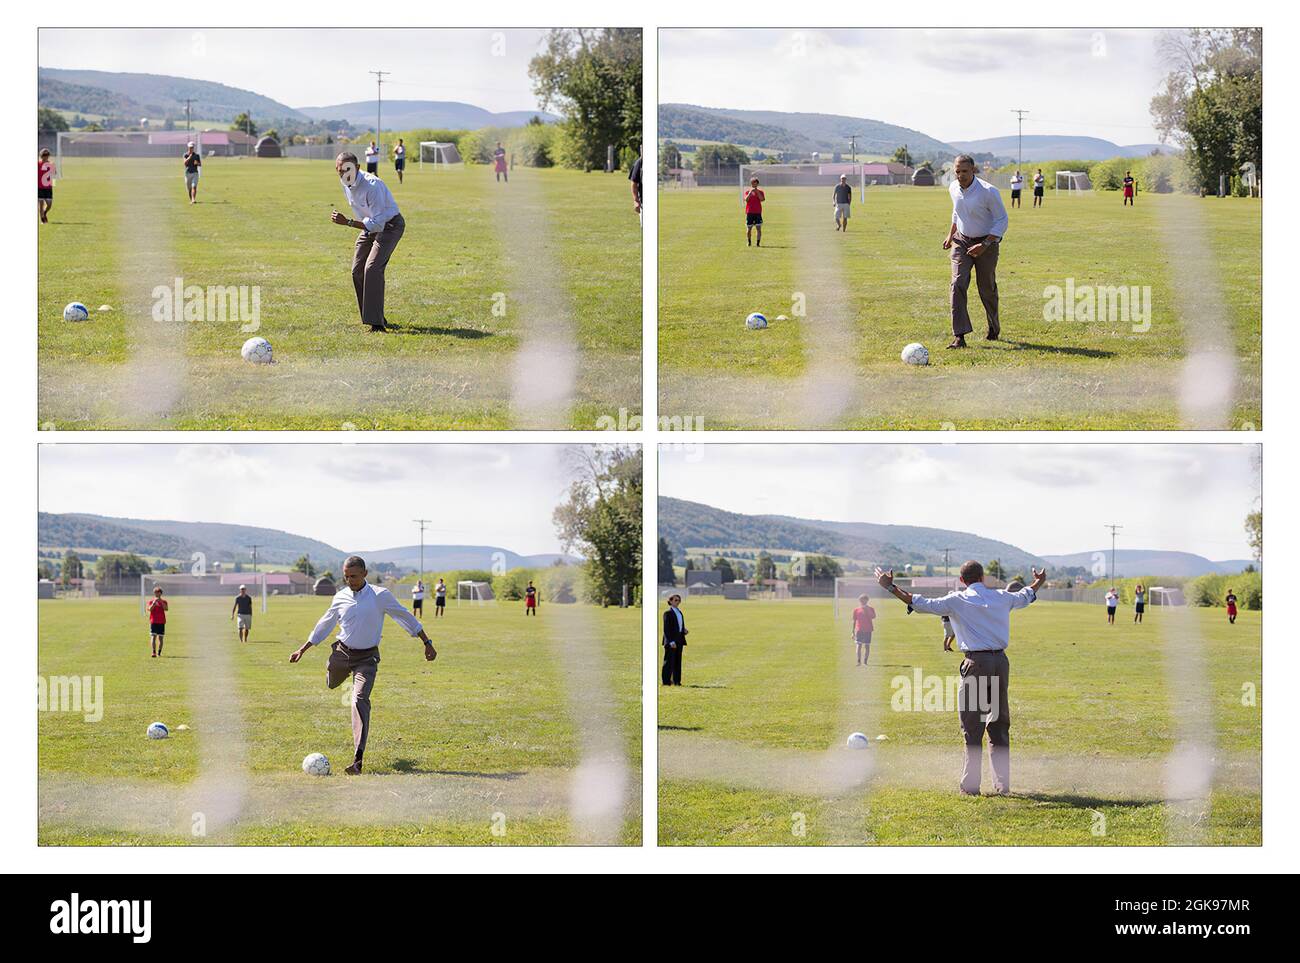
[146,586,169,657]
[38,149,55,223]
[743,177,765,247]
[852,593,876,666]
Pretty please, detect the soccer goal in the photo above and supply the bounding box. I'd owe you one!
[740,162,866,203]
[419,141,462,171]
[140,571,267,615]
[1055,170,1091,195]
[832,576,886,620]
[456,580,495,604]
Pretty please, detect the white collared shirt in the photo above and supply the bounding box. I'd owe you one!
[341,171,400,233]
[308,582,423,649]
[909,582,1036,652]
[950,176,1009,239]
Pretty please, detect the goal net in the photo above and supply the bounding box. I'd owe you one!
[140,572,267,614]
[1055,170,1091,194]
[456,580,494,604]
[740,163,866,203]
[419,141,463,170]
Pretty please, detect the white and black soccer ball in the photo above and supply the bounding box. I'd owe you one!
[63,301,90,322]
[901,342,930,366]
[241,336,273,364]
[745,312,768,330]
[846,731,870,750]
[146,722,169,740]
[302,752,331,776]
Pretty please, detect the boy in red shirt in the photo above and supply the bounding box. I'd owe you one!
[525,581,538,616]
[146,586,169,657]
[743,177,765,247]
[38,149,54,223]
[1122,170,1135,207]
[852,593,876,666]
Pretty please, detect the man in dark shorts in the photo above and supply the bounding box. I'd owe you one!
[434,578,447,617]
[38,149,54,223]
[290,555,436,776]
[1009,170,1024,208]
[231,584,254,642]
[331,151,405,332]
[524,580,538,615]
[833,174,852,231]
[1032,169,1045,208]
[392,138,406,184]
[183,142,202,204]
[629,149,642,226]
[743,176,765,247]
[147,586,168,658]
[493,142,508,183]
[1122,170,1136,207]
[411,579,425,616]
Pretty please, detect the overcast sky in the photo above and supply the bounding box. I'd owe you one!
[39,444,581,556]
[38,29,553,114]
[660,445,1259,560]
[660,29,1170,144]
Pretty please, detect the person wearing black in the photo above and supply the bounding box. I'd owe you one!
[231,584,254,643]
[662,593,688,686]
[833,173,853,231]
[629,150,643,227]
[183,142,202,204]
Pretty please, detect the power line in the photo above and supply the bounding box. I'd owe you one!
[413,518,431,578]
[1010,109,1029,170]
[369,69,390,145]
[1103,525,1123,582]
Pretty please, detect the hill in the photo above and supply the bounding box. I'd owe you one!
[296,100,559,130]
[1040,549,1255,578]
[661,103,955,157]
[949,134,1180,163]
[659,497,1043,571]
[38,75,143,118]
[360,544,580,571]
[38,68,303,123]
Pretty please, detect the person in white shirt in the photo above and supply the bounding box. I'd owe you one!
[411,579,426,617]
[331,151,405,332]
[876,560,1046,795]
[365,141,380,174]
[943,155,1009,349]
[1009,170,1024,209]
[434,577,447,617]
[1032,168,1045,208]
[392,138,406,184]
[1105,588,1119,624]
[290,555,436,775]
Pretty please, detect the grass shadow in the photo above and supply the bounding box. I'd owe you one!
[389,324,495,339]
[996,340,1118,360]
[658,725,703,732]
[1012,791,1161,809]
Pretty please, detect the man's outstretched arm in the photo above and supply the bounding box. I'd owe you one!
[381,592,437,660]
[874,567,913,606]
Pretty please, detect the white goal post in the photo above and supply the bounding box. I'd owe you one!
[140,571,267,615]
[419,141,462,171]
[833,577,884,620]
[740,162,866,204]
[1055,170,1090,194]
[456,580,494,604]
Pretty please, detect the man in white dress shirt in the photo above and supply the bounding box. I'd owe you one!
[331,151,405,332]
[875,560,1046,795]
[290,555,436,775]
[942,155,1009,349]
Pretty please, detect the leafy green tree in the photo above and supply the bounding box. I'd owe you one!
[755,551,776,581]
[230,112,258,138]
[94,553,153,586]
[692,143,750,175]
[529,28,641,172]
[713,557,736,583]
[553,446,641,606]
[987,559,1007,581]
[62,550,83,586]
[293,555,317,578]
[38,107,69,134]
[659,141,682,177]
[657,537,676,585]
[892,145,913,167]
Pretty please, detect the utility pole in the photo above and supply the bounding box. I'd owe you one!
[249,545,260,575]
[183,98,194,131]
[1104,525,1123,582]
[413,518,431,579]
[370,70,390,152]
[942,548,954,590]
[848,134,860,163]
[1010,109,1029,171]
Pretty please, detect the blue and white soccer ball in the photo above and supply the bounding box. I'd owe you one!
[745,312,768,330]
[63,302,90,322]
[302,752,331,776]
[240,336,273,364]
[146,722,169,740]
[901,342,930,366]
[846,731,870,750]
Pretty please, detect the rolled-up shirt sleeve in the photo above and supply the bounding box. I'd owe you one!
[1006,586,1036,610]
[307,600,341,646]
[910,593,955,616]
[381,590,424,637]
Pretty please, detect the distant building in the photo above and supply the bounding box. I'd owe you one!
[912,167,936,187]
[313,576,337,596]
[255,136,282,158]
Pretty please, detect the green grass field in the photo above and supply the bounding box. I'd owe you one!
[659,186,1261,429]
[658,598,1261,845]
[38,158,641,429]
[38,596,641,845]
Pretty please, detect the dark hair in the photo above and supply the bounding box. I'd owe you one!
[343,555,367,571]
[336,151,359,167]
[959,560,984,584]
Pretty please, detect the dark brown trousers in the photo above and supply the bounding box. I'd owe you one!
[950,232,1000,338]
[326,642,380,766]
[957,649,1011,794]
[351,213,405,329]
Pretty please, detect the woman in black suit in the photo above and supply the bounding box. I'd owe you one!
[663,594,688,686]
